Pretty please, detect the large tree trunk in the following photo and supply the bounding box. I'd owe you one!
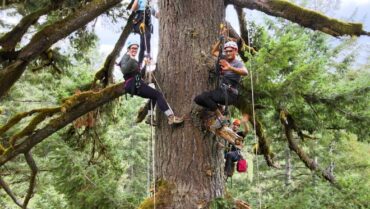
[155,1,225,208]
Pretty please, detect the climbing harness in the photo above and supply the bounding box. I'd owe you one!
[133,0,153,35]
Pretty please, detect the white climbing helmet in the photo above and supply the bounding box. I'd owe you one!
[126,40,139,49]
[224,41,238,51]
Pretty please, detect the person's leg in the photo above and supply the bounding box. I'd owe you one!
[138,33,145,66]
[225,152,234,176]
[135,81,183,125]
[194,88,224,111]
[135,81,168,112]
[145,29,151,56]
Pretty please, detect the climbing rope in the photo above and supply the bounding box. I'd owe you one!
[141,2,159,208]
[141,0,174,115]
[150,101,156,209]
[246,18,262,209]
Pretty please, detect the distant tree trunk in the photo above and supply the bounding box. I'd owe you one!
[155,1,225,208]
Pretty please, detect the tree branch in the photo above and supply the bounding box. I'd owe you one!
[234,6,249,47]
[23,152,37,209]
[229,0,369,37]
[279,109,340,188]
[0,176,23,208]
[0,108,59,136]
[0,83,126,166]
[0,0,122,99]
[0,1,63,52]
[93,13,134,87]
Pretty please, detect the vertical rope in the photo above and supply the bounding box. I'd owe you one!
[246,16,262,209]
[150,101,156,209]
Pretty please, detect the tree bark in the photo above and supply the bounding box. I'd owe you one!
[0,0,121,99]
[155,0,225,208]
[229,0,369,37]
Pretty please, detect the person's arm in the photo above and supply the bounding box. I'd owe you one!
[241,114,250,135]
[219,60,248,76]
[131,0,139,11]
[211,40,222,57]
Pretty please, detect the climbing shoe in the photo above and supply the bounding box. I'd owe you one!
[145,116,157,126]
[168,115,184,125]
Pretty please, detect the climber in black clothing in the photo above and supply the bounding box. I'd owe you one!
[119,41,183,125]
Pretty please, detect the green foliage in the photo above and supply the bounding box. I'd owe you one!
[228,15,369,208]
[209,197,234,209]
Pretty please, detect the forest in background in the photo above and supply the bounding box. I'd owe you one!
[0,0,369,208]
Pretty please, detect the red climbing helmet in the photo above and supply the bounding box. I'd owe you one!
[233,119,241,126]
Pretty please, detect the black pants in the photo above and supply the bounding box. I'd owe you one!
[225,151,241,176]
[124,79,169,113]
[138,28,151,66]
[194,87,237,111]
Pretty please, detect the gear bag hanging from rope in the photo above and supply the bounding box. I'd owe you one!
[237,157,247,173]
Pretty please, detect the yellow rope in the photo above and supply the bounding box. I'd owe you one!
[246,15,262,209]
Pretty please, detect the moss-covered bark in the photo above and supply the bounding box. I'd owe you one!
[0,83,126,166]
[138,180,175,209]
[0,108,59,136]
[229,0,369,37]
[8,107,60,146]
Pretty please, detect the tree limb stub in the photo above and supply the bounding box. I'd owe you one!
[0,0,122,99]
[229,0,369,37]
[0,83,126,166]
[94,13,134,87]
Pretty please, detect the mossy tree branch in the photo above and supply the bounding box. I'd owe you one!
[0,0,122,100]
[93,13,134,87]
[228,0,369,37]
[0,82,126,166]
[8,107,61,146]
[0,108,59,136]
[0,1,63,52]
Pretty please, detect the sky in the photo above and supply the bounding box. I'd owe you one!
[95,0,370,69]
[0,0,369,67]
